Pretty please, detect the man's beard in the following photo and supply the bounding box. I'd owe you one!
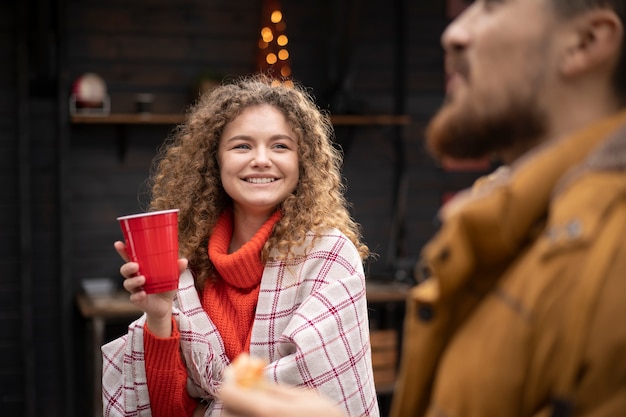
[425,90,547,161]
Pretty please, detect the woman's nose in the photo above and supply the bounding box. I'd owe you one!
[251,148,271,167]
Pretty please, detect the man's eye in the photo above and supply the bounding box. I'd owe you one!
[481,0,503,10]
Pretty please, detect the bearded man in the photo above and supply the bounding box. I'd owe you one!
[392,0,626,416]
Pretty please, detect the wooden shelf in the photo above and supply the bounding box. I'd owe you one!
[71,113,185,125]
[366,281,409,303]
[330,114,410,126]
[70,113,410,126]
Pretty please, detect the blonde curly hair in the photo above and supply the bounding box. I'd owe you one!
[148,74,369,289]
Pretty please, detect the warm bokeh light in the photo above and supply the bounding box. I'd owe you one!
[266,53,277,64]
[261,27,273,42]
[258,1,291,80]
[270,10,282,23]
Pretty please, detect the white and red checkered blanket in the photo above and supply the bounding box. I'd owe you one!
[101,229,379,417]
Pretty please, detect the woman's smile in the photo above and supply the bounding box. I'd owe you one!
[242,177,279,184]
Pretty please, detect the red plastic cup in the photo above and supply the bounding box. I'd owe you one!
[117,209,180,294]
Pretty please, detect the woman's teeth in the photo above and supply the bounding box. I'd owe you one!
[246,178,276,184]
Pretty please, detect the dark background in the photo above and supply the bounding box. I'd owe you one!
[0,0,487,416]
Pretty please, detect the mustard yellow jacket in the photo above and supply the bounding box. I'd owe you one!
[391,111,626,417]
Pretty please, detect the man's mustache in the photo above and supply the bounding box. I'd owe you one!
[445,54,470,82]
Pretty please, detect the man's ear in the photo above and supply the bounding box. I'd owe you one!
[560,9,623,76]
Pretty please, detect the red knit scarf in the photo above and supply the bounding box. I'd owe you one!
[203,209,281,360]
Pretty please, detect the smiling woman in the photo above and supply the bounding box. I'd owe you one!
[102,73,379,417]
[218,104,300,224]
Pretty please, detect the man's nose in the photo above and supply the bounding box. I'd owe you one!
[441,5,472,53]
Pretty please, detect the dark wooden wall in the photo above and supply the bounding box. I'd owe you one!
[0,0,22,413]
[1,0,487,416]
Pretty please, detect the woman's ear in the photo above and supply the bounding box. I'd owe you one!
[560,9,623,77]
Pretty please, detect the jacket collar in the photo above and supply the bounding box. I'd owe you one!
[417,110,626,303]
[587,121,626,171]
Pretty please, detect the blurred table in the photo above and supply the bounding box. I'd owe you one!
[366,280,410,398]
[76,291,142,417]
[366,281,409,303]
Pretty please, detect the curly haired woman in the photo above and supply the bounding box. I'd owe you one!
[101,74,380,417]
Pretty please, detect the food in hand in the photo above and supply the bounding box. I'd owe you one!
[223,353,268,388]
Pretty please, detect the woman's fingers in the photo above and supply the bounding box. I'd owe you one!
[116,241,187,278]
[114,241,130,262]
[122,274,146,292]
[120,261,140,279]
[178,258,189,274]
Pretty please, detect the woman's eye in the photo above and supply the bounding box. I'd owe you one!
[233,143,251,150]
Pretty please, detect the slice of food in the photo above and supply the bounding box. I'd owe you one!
[223,353,268,388]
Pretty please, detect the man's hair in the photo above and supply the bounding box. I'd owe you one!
[551,0,626,105]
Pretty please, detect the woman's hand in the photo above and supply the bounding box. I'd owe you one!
[114,240,188,337]
[219,383,346,417]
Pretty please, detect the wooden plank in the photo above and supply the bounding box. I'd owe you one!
[67,3,258,36]
[331,114,410,126]
[367,284,409,304]
[372,349,397,368]
[370,328,398,393]
[370,329,398,347]
[71,112,184,125]
[373,368,397,390]
[76,292,142,319]
[70,113,410,126]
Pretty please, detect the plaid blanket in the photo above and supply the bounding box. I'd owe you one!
[102,229,379,417]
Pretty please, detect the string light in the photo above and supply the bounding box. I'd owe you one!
[257,0,291,84]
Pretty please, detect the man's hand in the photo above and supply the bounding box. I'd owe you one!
[220,383,346,417]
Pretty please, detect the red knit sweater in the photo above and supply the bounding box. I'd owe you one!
[143,209,281,417]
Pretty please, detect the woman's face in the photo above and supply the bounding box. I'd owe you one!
[218,104,299,219]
